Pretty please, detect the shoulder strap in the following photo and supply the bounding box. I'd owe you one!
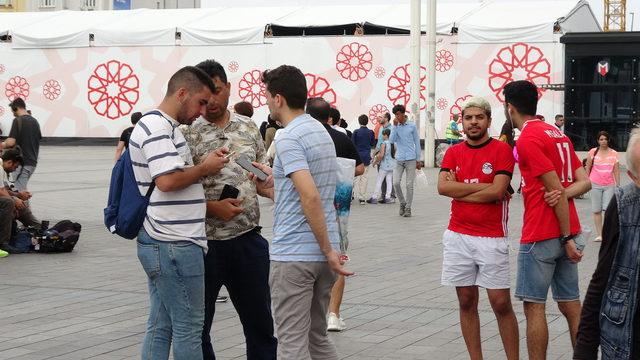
[145,182,155,198]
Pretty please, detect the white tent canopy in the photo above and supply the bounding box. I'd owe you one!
[0,0,600,49]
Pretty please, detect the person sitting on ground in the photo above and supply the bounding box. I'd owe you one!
[0,148,41,253]
[114,111,142,162]
[234,101,254,118]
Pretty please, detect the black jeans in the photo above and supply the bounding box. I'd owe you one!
[202,228,277,360]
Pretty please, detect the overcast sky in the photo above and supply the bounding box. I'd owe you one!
[202,0,640,30]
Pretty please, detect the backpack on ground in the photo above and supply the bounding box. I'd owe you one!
[37,220,81,253]
[103,111,159,239]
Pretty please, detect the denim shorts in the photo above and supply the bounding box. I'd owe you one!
[515,238,579,303]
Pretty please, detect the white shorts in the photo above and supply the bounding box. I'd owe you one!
[441,229,511,289]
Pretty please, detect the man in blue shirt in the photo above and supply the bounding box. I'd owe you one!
[251,65,353,360]
[389,104,423,217]
[352,114,375,204]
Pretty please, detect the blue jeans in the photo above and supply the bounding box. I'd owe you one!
[515,238,579,303]
[202,229,276,360]
[10,165,35,191]
[137,229,205,360]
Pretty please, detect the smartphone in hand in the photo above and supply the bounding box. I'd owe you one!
[236,156,268,181]
[219,184,240,200]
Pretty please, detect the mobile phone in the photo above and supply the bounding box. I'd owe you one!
[219,184,239,200]
[235,156,268,181]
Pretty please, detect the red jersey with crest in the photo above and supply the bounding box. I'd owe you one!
[516,119,582,243]
[441,138,515,237]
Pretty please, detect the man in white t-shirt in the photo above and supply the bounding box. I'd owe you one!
[128,66,229,360]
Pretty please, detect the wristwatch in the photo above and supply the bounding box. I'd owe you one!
[560,234,575,246]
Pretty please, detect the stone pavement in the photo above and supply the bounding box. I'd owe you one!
[0,146,616,360]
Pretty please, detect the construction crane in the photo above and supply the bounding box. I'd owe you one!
[604,0,627,31]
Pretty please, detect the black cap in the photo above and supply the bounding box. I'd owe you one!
[1,148,23,164]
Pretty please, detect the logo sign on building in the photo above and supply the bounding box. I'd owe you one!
[597,60,609,77]
[113,0,131,10]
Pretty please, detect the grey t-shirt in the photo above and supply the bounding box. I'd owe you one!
[9,115,42,167]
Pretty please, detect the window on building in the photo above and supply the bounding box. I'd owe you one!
[0,0,13,7]
[83,0,97,9]
[39,0,56,8]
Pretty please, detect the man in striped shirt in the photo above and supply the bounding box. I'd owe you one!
[128,66,228,360]
[250,65,353,360]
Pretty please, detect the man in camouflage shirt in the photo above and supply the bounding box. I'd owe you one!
[183,59,276,360]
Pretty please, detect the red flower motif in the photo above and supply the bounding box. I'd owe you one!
[43,79,62,101]
[305,73,337,106]
[335,42,373,82]
[87,60,140,120]
[368,104,389,125]
[488,42,550,102]
[387,64,427,110]
[435,50,454,72]
[5,76,30,101]
[436,98,448,111]
[449,95,473,120]
[238,70,267,108]
[374,66,385,79]
[228,61,239,73]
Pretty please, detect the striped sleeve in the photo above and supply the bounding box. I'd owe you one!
[141,130,185,179]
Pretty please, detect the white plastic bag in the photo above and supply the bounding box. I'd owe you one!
[415,169,428,190]
[334,157,355,254]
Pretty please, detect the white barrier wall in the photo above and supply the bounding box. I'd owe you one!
[0,35,564,139]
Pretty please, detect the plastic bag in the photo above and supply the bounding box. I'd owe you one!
[415,169,428,190]
[334,157,356,254]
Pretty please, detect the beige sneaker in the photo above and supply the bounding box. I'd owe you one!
[327,312,345,332]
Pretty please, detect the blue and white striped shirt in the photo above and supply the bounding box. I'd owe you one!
[271,114,339,262]
[129,110,207,248]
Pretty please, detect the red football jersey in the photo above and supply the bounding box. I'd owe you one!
[516,119,582,243]
[441,138,515,237]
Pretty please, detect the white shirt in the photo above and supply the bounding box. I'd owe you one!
[128,110,207,248]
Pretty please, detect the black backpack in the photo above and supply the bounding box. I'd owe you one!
[37,220,81,253]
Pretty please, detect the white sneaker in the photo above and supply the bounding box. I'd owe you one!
[327,312,345,332]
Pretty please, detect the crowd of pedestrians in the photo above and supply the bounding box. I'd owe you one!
[2,55,639,360]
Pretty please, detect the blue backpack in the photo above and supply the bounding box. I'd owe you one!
[104,112,161,239]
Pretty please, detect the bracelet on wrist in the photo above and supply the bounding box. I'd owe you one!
[560,234,575,246]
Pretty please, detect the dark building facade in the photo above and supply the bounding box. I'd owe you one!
[561,32,640,151]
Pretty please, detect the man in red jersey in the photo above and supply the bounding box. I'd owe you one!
[438,96,519,360]
[504,80,591,360]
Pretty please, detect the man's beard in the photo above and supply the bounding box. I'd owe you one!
[466,129,487,141]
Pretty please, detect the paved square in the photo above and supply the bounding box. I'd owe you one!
[0,146,611,359]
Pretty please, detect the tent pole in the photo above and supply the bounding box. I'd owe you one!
[424,0,437,167]
[410,0,421,135]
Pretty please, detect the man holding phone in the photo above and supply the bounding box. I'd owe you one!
[182,59,276,360]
